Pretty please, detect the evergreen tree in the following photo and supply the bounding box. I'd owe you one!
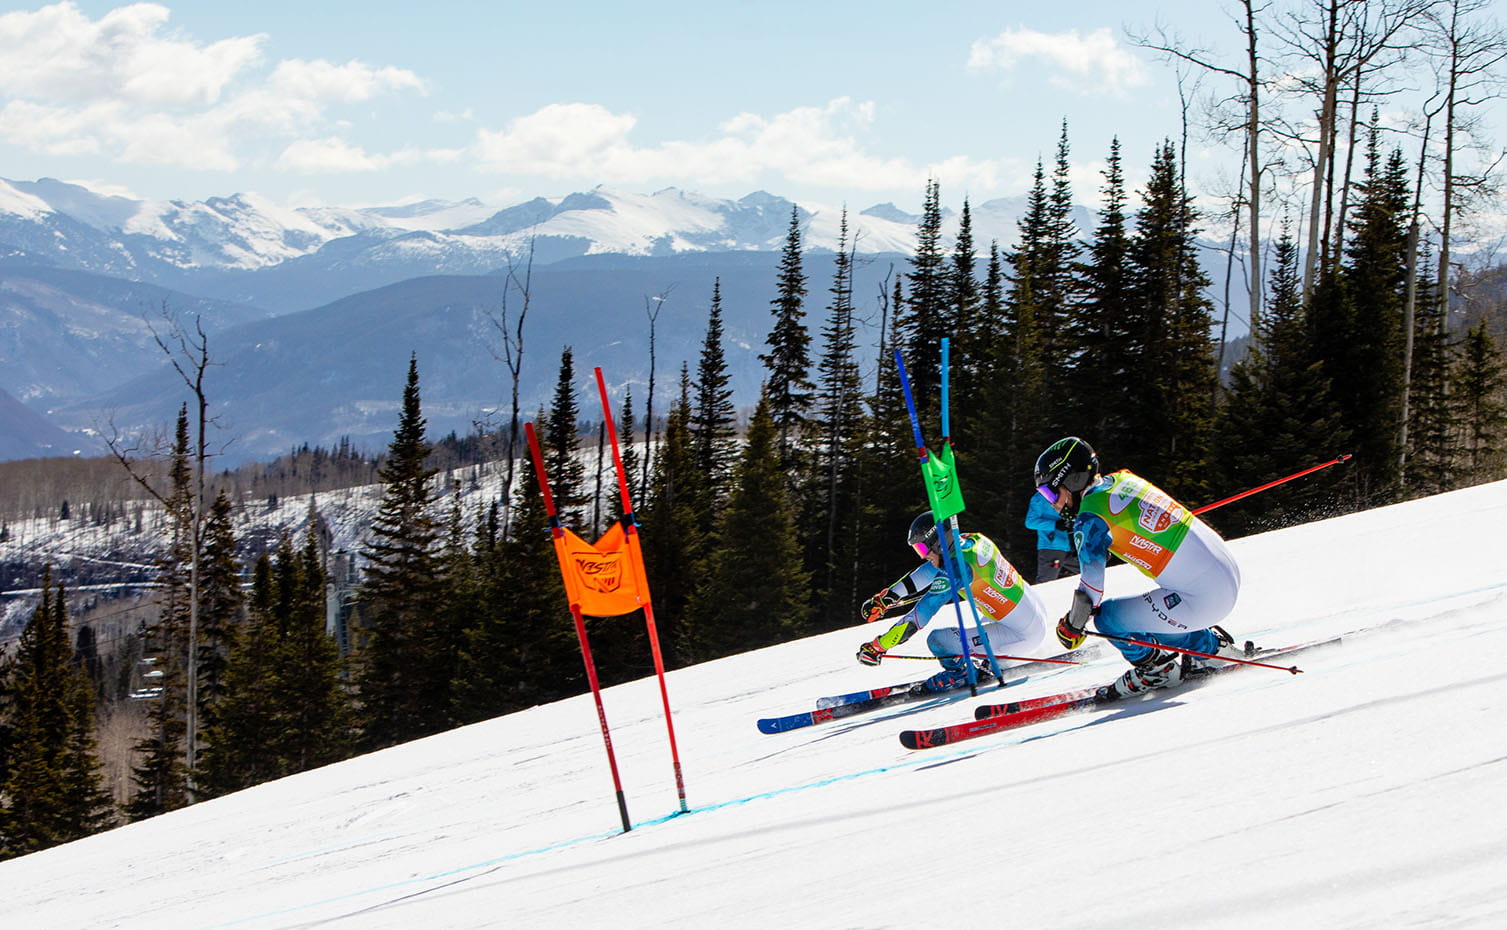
[1068,138,1134,445]
[640,372,702,667]
[950,199,983,381]
[969,164,1055,551]
[1214,226,1349,536]
[1042,121,1084,365]
[615,387,640,518]
[544,347,588,528]
[686,392,813,659]
[357,356,444,749]
[691,281,738,516]
[127,406,192,821]
[0,570,114,858]
[277,529,352,770]
[761,205,814,465]
[1123,140,1218,498]
[899,179,949,428]
[452,445,574,720]
[1403,256,1456,497]
[1312,125,1412,504]
[1455,320,1507,485]
[199,531,352,796]
[195,491,243,737]
[197,552,278,794]
[806,211,868,625]
[852,287,926,603]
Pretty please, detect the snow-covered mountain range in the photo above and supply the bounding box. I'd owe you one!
[0,177,1071,296]
[0,176,1094,463]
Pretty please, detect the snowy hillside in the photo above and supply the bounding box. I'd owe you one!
[3,479,1506,928]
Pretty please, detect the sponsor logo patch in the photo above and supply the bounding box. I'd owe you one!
[993,561,1017,590]
[1137,488,1184,534]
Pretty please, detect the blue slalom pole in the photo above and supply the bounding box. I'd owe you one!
[893,347,979,691]
[936,339,1004,685]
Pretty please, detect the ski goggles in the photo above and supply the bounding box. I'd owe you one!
[912,540,932,558]
[1038,472,1093,504]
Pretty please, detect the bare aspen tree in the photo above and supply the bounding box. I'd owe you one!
[485,237,535,539]
[1276,0,1434,298]
[104,307,218,802]
[1424,0,1507,332]
[1399,96,1446,475]
[1135,0,1269,336]
[641,285,675,491]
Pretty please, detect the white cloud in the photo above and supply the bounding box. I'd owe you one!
[276,137,381,174]
[0,2,262,107]
[469,97,1012,196]
[968,27,1152,97]
[0,2,422,172]
[270,59,425,104]
[472,103,639,177]
[277,137,460,174]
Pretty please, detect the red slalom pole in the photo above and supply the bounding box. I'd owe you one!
[1193,454,1351,515]
[525,421,632,833]
[1087,630,1303,674]
[595,368,689,814]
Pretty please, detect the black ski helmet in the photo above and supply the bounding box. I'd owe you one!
[907,511,940,556]
[1034,437,1100,498]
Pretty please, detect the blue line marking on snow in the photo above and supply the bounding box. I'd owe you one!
[201,746,1003,929]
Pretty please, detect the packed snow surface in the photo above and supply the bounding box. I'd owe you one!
[4,481,1507,928]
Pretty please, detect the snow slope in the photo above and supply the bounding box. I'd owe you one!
[4,481,1507,929]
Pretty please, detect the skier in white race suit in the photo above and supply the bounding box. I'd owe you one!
[856,512,1053,692]
[1033,436,1248,697]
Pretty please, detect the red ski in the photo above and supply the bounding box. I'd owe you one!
[898,637,1340,750]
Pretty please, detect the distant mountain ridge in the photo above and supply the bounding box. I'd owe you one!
[0,177,1077,313]
[55,251,911,464]
[0,176,1106,464]
[0,384,80,460]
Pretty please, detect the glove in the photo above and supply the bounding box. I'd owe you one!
[861,587,900,623]
[1055,618,1087,651]
[857,639,887,666]
[1056,589,1098,650]
[1056,516,1074,532]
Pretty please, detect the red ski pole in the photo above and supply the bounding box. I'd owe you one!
[1088,630,1303,674]
[1193,454,1351,515]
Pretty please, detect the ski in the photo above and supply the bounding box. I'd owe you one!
[757,649,1092,735]
[898,637,1341,750]
[814,646,1094,710]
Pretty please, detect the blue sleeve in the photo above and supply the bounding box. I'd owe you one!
[904,557,969,631]
[1025,494,1069,549]
[1073,512,1111,605]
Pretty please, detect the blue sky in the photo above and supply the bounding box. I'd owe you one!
[1,1,1503,216]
